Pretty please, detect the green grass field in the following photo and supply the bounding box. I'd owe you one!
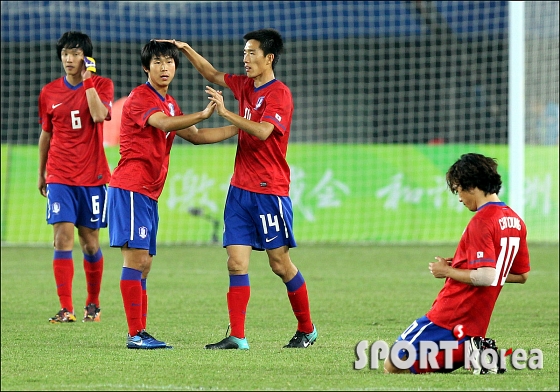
[1,244,558,391]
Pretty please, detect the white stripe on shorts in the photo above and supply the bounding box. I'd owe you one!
[277,196,289,239]
[129,191,134,241]
[410,321,433,344]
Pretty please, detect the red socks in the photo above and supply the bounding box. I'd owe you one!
[141,278,147,330]
[285,271,313,334]
[53,250,74,312]
[227,274,250,339]
[83,249,103,307]
[120,267,143,336]
[226,271,314,338]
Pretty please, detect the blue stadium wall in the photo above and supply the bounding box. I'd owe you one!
[2,1,508,144]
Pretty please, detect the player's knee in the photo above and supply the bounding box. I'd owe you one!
[384,357,411,374]
[269,264,285,278]
[53,232,73,249]
[226,258,248,275]
[81,243,100,256]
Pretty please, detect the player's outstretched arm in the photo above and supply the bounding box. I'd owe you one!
[158,39,227,88]
[177,124,238,145]
[206,85,274,140]
[148,101,216,133]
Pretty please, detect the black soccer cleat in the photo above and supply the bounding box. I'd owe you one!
[205,336,249,350]
[468,336,506,374]
[283,324,318,348]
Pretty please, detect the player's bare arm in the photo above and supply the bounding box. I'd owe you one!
[177,124,238,145]
[505,271,529,284]
[80,58,109,122]
[158,39,227,88]
[147,101,216,132]
[37,130,51,197]
[429,256,497,286]
[206,85,274,140]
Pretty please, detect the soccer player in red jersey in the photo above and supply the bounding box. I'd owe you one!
[107,40,217,349]
[384,153,530,374]
[162,29,317,350]
[38,31,114,324]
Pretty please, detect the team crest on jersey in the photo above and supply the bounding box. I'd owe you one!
[168,103,175,116]
[52,202,61,214]
[254,96,265,110]
[138,226,148,239]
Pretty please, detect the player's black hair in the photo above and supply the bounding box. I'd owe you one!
[141,40,180,73]
[56,31,93,60]
[243,28,284,70]
[446,153,502,195]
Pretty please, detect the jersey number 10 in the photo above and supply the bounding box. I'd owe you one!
[490,237,520,287]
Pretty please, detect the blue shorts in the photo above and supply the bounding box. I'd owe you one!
[107,187,159,255]
[394,315,469,374]
[223,185,297,251]
[46,183,107,229]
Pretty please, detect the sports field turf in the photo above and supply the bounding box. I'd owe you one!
[1,243,558,390]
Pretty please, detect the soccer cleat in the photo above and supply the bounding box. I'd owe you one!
[127,330,172,349]
[205,336,250,350]
[82,303,101,322]
[283,324,318,348]
[468,336,506,374]
[49,308,76,323]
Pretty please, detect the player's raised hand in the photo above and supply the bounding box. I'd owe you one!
[156,39,190,51]
[206,86,227,116]
[201,100,217,119]
[81,56,96,79]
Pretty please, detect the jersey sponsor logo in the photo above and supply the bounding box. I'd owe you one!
[477,251,484,258]
[90,218,99,222]
[254,96,264,110]
[275,113,282,122]
[265,236,278,243]
[52,103,62,109]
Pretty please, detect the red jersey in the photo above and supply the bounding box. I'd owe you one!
[225,74,293,196]
[427,202,530,337]
[38,74,113,186]
[109,83,182,201]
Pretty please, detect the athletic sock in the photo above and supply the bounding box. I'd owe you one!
[227,274,250,339]
[141,278,147,330]
[285,270,313,334]
[120,267,143,336]
[53,250,74,313]
[83,248,103,307]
